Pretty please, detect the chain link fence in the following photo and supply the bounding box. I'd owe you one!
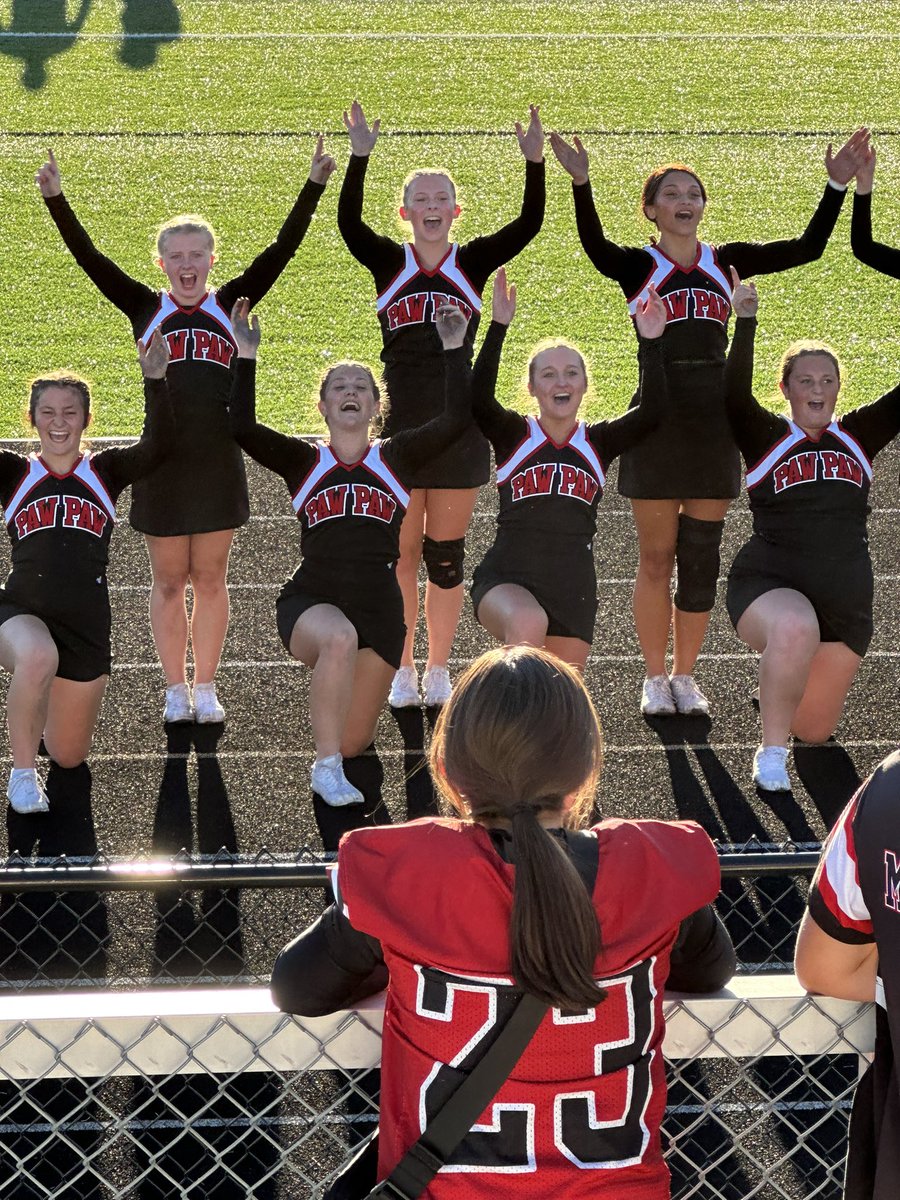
[1,846,863,1199]
[0,843,817,992]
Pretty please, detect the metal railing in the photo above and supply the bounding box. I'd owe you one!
[0,981,868,1199]
[0,847,854,1198]
[0,845,817,992]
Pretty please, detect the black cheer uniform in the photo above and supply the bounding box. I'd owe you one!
[0,379,174,679]
[807,751,900,1200]
[229,348,472,668]
[338,154,544,488]
[724,317,900,656]
[43,180,326,535]
[851,189,900,279]
[470,322,667,642]
[571,178,846,498]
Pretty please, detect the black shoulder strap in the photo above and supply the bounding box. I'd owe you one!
[371,992,548,1199]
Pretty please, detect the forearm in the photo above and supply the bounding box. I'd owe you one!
[851,190,900,277]
[271,904,387,1017]
[668,904,736,993]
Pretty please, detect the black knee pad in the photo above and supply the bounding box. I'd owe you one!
[422,535,465,589]
[673,515,725,613]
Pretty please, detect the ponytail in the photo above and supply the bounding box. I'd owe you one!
[430,647,606,1010]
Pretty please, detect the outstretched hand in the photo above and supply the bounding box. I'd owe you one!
[825,126,871,187]
[138,328,170,379]
[515,104,545,163]
[549,131,589,185]
[729,266,758,318]
[491,267,517,326]
[634,285,667,339]
[35,148,61,198]
[434,303,468,350]
[231,297,261,357]
[342,100,381,157]
[309,134,337,184]
[855,140,876,196]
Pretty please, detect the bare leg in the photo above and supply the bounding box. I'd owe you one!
[791,642,862,744]
[422,487,480,670]
[290,605,359,760]
[671,498,731,676]
[737,589,821,747]
[188,529,235,684]
[43,675,109,767]
[0,615,58,767]
[341,649,396,757]
[630,499,680,677]
[476,583,549,648]
[145,534,191,685]
[545,636,591,672]
[396,491,426,669]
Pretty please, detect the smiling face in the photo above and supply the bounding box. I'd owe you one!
[528,344,588,428]
[780,349,841,435]
[399,172,460,247]
[31,383,91,462]
[157,230,216,306]
[642,168,706,239]
[318,363,381,433]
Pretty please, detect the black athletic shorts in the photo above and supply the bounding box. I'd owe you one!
[0,594,111,682]
[470,542,597,644]
[276,580,406,670]
[726,537,874,658]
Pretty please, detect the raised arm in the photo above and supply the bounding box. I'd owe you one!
[723,270,785,460]
[217,136,335,309]
[37,148,154,317]
[459,109,545,285]
[721,130,871,278]
[471,269,525,448]
[590,286,669,461]
[228,299,316,481]
[549,131,645,288]
[336,100,403,279]
[851,143,900,278]
[94,330,176,495]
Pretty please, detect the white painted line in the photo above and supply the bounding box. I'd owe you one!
[106,649,900,669]
[10,739,891,763]
[1,31,896,41]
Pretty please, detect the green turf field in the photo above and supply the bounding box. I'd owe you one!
[1,0,898,435]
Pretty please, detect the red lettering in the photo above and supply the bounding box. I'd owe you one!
[819,450,840,479]
[192,329,212,360]
[164,330,188,361]
[351,483,396,523]
[14,496,59,538]
[663,289,689,321]
[836,452,863,485]
[61,496,107,536]
[304,485,348,527]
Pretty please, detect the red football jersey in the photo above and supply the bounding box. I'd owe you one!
[337,816,720,1198]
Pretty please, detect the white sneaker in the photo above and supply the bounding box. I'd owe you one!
[311,754,365,807]
[7,769,50,815]
[753,745,790,792]
[640,674,676,716]
[388,666,420,708]
[422,666,452,707]
[164,683,194,723]
[670,674,710,716]
[193,683,225,724]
